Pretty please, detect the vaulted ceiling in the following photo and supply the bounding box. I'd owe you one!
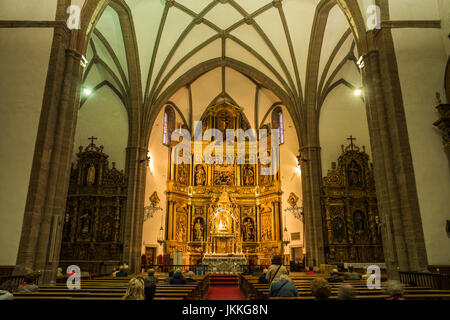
[83,0,362,120]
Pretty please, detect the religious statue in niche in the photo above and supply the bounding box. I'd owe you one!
[216,110,233,138]
[86,163,96,186]
[332,217,345,243]
[347,160,362,187]
[79,209,92,236]
[177,164,189,185]
[353,210,367,242]
[101,218,113,242]
[243,165,255,186]
[193,217,204,241]
[242,217,255,242]
[261,213,273,241]
[176,216,186,242]
[194,164,206,186]
[215,210,232,234]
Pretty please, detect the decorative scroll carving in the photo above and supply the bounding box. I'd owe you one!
[60,141,126,262]
[322,137,383,264]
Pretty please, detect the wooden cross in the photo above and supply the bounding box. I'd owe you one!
[88,136,97,146]
[347,135,356,150]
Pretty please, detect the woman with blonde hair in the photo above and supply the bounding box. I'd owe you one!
[123,277,145,300]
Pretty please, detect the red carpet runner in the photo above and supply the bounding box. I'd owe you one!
[206,286,244,300]
[205,275,244,300]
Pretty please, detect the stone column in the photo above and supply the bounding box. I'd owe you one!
[14,23,83,285]
[122,146,148,273]
[300,145,326,267]
[361,29,428,278]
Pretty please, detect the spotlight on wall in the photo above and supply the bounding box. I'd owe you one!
[83,87,92,96]
[353,88,363,97]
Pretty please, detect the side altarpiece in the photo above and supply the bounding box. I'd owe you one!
[321,138,384,264]
[59,141,127,273]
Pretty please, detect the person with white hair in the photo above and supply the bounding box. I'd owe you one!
[385,280,406,300]
[338,284,357,300]
[186,271,196,283]
[268,274,299,297]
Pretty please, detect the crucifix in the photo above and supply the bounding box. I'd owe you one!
[347,135,357,151]
[88,136,97,147]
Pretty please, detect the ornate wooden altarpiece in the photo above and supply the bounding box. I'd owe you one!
[165,101,283,265]
[321,137,384,264]
[59,139,127,270]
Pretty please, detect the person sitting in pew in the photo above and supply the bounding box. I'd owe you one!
[385,280,406,300]
[112,266,120,277]
[56,267,64,280]
[306,266,315,275]
[311,278,332,300]
[338,284,357,300]
[258,269,269,284]
[123,277,145,300]
[186,271,196,283]
[164,270,174,282]
[0,280,16,300]
[265,256,288,283]
[268,274,299,298]
[16,271,39,292]
[116,265,131,277]
[344,266,361,280]
[170,269,187,285]
[195,263,204,276]
[144,269,158,301]
[327,269,344,283]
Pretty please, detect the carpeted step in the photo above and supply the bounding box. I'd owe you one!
[209,274,239,286]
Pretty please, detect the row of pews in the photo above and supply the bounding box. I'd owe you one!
[240,273,450,300]
[13,273,209,301]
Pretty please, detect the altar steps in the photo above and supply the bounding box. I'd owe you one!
[210,274,238,286]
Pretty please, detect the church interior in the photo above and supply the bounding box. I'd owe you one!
[0,0,450,303]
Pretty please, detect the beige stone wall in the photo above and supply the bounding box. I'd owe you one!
[73,85,129,170]
[0,3,56,265]
[392,26,450,265]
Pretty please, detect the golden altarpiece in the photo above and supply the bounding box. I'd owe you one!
[59,140,127,273]
[321,137,384,265]
[164,101,283,270]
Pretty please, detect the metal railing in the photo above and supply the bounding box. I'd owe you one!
[144,264,209,273]
[399,271,450,290]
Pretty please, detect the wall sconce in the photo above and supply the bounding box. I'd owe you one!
[296,150,308,166]
[139,153,151,166]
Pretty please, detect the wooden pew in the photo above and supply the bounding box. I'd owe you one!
[14,274,210,301]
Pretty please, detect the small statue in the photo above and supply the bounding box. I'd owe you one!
[86,163,96,186]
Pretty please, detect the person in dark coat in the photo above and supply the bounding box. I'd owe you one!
[196,264,204,276]
[327,269,344,283]
[344,266,361,280]
[164,270,174,282]
[170,269,187,285]
[268,274,299,297]
[144,269,158,301]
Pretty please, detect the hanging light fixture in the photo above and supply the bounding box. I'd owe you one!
[157,210,165,246]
